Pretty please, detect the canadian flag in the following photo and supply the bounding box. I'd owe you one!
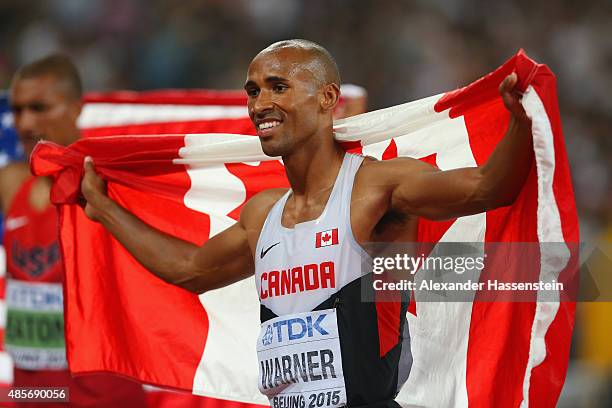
[29,51,578,407]
[316,228,339,248]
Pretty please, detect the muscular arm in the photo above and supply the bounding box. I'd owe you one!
[373,73,533,221]
[80,160,277,294]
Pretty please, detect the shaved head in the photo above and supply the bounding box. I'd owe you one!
[256,39,340,86]
[245,39,342,157]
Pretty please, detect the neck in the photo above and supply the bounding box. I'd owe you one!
[282,126,345,200]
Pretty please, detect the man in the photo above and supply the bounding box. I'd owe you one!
[81,40,532,407]
[3,54,147,407]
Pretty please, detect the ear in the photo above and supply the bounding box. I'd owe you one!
[320,83,340,112]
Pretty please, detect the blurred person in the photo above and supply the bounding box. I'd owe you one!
[2,54,147,407]
[80,39,533,407]
[335,84,367,119]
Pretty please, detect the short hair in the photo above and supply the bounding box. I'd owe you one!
[260,39,341,86]
[13,54,82,99]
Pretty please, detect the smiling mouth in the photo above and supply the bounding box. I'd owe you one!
[257,120,282,136]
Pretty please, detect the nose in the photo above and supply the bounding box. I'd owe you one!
[250,89,274,118]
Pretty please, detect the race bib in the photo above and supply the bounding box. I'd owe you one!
[4,279,67,370]
[257,309,346,408]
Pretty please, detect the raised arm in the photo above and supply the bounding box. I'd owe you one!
[375,73,533,221]
[80,159,272,293]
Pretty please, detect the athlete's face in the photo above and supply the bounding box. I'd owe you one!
[245,48,328,157]
[10,74,81,158]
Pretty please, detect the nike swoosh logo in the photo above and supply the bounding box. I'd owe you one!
[260,242,281,259]
[5,216,29,231]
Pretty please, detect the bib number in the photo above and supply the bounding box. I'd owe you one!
[5,279,67,370]
[257,309,346,408]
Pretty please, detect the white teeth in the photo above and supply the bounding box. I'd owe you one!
[258,121,280,130]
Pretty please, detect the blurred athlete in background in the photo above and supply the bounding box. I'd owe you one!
[2,54,146,407]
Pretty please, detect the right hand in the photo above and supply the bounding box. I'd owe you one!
[81,157,109,222]
[498,72,530,126]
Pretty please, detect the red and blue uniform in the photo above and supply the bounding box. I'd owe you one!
[4,176,147,407]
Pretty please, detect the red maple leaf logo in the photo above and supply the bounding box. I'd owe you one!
[322,233,331,242]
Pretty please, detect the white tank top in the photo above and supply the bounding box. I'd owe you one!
[255,153,370,316]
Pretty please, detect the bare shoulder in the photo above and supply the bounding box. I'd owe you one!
[355,156,436,187]
[0,162,30,211]
[354,156,429,198]
[238,187,288,253]
[0,161,30,181]
[239,187,288,229]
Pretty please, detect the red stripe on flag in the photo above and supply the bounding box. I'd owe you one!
[40,136,211,390]
[61,194,210,389]
[83,89,248,106]
[82,118,256,138]
[456,55,539,407]
[431,51,577,407]
[463,93,538,408]
[525,58,579,408]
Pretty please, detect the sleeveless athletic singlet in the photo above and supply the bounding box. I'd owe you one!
[255,154,411,408]
[4,176,147,407]
[5,177,61,282]
[4,177,65,370]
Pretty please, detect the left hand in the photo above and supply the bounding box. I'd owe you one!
[499,72,530,125]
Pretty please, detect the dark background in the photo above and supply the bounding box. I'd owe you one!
[0,1,610,405]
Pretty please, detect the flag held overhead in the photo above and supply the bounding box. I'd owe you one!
[31,51,578,408]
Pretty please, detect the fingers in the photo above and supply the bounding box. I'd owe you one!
[499,72,518,95]
[83,156,95,173]
[82,156,98,185]
[79,156,110,221]
[81,155,105,197]
[82,156,103,186]
[497,72,530,122]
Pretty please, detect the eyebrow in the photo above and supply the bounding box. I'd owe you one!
[244,76,289,89]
